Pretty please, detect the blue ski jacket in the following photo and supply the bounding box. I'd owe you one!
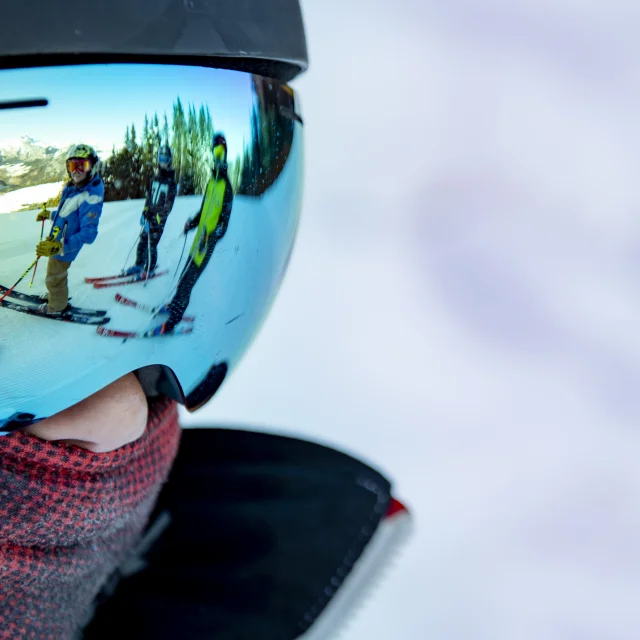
[50,176,104,263]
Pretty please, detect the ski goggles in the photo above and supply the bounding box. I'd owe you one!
[66,158,92,173]
[213,144,226,162]
[0,62,304,433]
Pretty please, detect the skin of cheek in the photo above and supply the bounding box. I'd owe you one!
[24,373,149,453]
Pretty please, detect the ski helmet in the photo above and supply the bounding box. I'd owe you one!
[158,144,172,169]
[212,134,227,168]
[66,143,99,179]
[0,0,308,431]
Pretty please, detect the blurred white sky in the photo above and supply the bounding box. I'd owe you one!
[183,2,640,638]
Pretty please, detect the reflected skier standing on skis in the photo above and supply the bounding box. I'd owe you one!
[123,144,177,278]
[148,134,233,336]
[36,143,104,315]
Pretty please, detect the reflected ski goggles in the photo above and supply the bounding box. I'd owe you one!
[0,62,304,433]
[213,144,226,162]
[66,158,92,173]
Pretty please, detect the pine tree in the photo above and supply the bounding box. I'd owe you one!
[236,78,296,196]
[178,104,198,196]
[140,114,154,195]
[172,98,186,189]
[195,104,215,193]
[238,108,262,195]
[231,153,242,192]
[163,113,170,145]
[152,113,161,168]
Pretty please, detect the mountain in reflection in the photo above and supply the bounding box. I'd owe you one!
[0,136,108,199]
[0,136,67,193]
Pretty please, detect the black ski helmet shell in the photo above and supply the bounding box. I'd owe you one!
[0,0,308,82]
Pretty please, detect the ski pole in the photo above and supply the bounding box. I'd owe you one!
[172,209,200,282]
[0,258,39,303]
[29,217,46,287]
[147,221,151,276]
[173,232,188,281]
[143,221,151,288]
[122,224,145,274]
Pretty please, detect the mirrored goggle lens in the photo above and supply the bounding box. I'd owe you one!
[66,158,91,173]
[0,63,304,433]
[213,145,226,161]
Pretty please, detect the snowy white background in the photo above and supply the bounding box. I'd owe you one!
[182,2,640,639]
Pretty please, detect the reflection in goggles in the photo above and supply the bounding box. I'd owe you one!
[66,158,92,173]
[0,63,303,428]
[213,145,226,161]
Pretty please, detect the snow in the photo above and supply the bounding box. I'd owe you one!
[178,2,640,639]
[0,182,65,213]
[0,134,38,151]
[2,162,29,177]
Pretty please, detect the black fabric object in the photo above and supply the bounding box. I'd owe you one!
[82,427,393,640]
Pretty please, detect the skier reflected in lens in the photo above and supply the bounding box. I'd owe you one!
[122,144,177,279]
[147,133,233,337]
[36,144,104,316]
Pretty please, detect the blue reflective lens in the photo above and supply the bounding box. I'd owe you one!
[0,63,304,432]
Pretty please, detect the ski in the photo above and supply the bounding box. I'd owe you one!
[114,293,194,322]
[0,298,109,325]
[90,270,169,289]
[96,324,193,339]
[0,284,108,317]
[85,270,167,284]
[85,273,130,284]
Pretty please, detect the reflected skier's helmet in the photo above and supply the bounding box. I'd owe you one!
[66,143,99,179]
[213,134,227,168]
[158,145,172,168]
[213,134,227,160]
[0,0,308,432]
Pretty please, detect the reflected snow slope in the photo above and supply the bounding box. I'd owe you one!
[0,129,302,424]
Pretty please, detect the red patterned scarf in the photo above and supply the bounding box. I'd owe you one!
[0,396,181,639]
